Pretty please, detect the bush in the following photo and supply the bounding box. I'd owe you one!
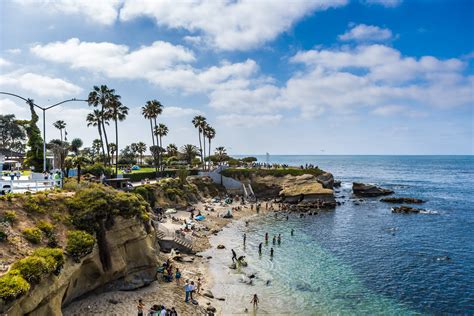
[221,167,324,179]
[22,227,42,244]
[22,197,45,214]
[11,256,51,284]
[32,247,64,271]
[0,230,7,242]
[36,220,55,237]
[0,271,30,301]
[65,230,95,261]
[2,210,16,224]
[82,163,113,177]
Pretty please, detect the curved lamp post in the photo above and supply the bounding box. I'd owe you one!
[0,92,87,172]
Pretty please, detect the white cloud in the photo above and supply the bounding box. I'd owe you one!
[6,48,21,54]
[339,24,393,42]
[362,0,402,7]
[0,72,83,97]
[371,105,426,118]
[216,114,282,127]
[0,98,29,117]
[0,58,11,67]
[120,0,348,50]
[15,0,122,25]
[162,106,202,118]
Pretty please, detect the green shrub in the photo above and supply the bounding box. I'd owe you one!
[22,227,42,244]
[221,167,324,179]
[2,210,16,223]
[0,230,7,242]
[65,230,95,261]
[22,197,45,214]
[36,220,55,237]
[32,247,64,271]
[82,163,113,177]
[11,256,50,284]
[0,271,30,301]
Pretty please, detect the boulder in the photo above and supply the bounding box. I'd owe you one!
[316,172,334,189]
[352,182,394,197]
[391,206,425,214]
[381,197,425,204]
[203,290,214,299]
[217,244,225,249]
[333,180,341,188]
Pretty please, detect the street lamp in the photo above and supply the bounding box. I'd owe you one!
[0,92,87,172]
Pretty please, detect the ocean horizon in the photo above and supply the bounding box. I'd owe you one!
[205,155,474,314]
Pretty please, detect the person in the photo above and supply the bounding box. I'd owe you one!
[265,232,268,242]
[250,294,259,309]
[258,242,262,255]
[137,299,145,316]
[175,268,181,285]
[15,171,20,180]
[170,307,178,316]
[184,280,191,303]
[270,248,274,257]
[160,305,167,316]
[197,277,202,294]
[272,235,276,245]
[286,214,289,221]
[231,249,237,262]
[277,234,281,245]
[291,228,294,236]
[245,221,249,227]
[9,172,15,181]
[243,233,246,245]
[190,281,196,301]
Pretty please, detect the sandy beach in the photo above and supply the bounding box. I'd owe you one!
[63,198,274,316]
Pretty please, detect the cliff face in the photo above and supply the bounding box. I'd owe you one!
[4,217,158,316]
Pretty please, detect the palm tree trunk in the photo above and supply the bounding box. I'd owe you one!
[208,138,212,171]
[203,133,206,171]
[97,125,106,164]
[198,131,203,170]
[60,129,63,142]
[153,117,160,173]
[150,119,157,177]
[114,118,118,176]
[101,120,111,165]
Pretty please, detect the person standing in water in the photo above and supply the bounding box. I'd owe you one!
[232,249,237,262]
[265,232,269,243]
[250,294,260,309]
[277,234,281,245]
[291,228,294,236]
[270,248,274,257]
[258,242,262,255]
[272,235,276,245]
[243,233,246,245]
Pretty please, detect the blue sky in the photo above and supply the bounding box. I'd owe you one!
[0,0,473,155]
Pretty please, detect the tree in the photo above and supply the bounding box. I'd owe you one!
[192,115,207,170]
[86,109,108,163]
[166,143,178,158]
[92,139,102,162]
[109,143,116,165]
[87,85,113,164]
[53,120,66,142]
[180,144,199,166]
[154,123,168,172]
[136,142,147,165]
[105,92,128,175]
[19,100,44,171]
[0,114,26,158]
[72,155,89,183]
[215,146,228,165]
[47,139,69,175]
[118,145,136,165]
[142,100,163,175]
[204,125,215,171]
[70,138,83,155]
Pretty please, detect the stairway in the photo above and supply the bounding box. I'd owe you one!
[243,183,256,202]
[174,237,194,253]
[156,230,166,240]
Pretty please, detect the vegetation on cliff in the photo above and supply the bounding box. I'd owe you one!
[221,167,324,179]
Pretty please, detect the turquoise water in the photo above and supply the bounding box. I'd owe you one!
[205,156,474,314]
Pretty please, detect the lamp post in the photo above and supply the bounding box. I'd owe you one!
[0,92,87,172]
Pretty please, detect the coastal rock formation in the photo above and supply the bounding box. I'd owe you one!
[279,178,336,209]
[381,197,425,204]
[352,182,394,197]
[3,217,158,315]
[315,172,335,189]
[391,206,425,214]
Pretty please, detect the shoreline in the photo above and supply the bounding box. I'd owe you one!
[63,199,274,315]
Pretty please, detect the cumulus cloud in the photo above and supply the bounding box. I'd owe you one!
[0,98,29,117]
[0,58,11,67]
[5,48,21,54]
[339,24,393,42]
[0,72,83,97]
[162,106,202,118]
[119,0,348,50]
[15,0,122,25]
[371,105,426,118]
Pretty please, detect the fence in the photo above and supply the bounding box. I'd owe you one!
[0,179,61,193]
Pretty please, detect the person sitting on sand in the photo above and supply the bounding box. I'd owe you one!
[250,294,260,309]
[137,299,145,316]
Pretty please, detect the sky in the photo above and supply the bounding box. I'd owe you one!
[0,0,473,155]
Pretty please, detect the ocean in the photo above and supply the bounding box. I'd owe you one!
[203,155,474,315]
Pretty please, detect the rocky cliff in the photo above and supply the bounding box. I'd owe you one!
[2,217,158,316]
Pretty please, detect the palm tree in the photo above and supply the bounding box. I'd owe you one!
[72,154,89,183]
[181,144,199,166]
[53,120,66,142]
[106,93,128,175]
[215,146,227,165]
[92,139,102,161]
[109,143,116,165]
[166,143,178,157]
[154,123,169,172]
[192,115,207,170]
[88,85,113,164]
[86,109,108,163]
[142,100,163,175]
[136,142,147,165]
[204,125,216,171]
[70,138,83,155]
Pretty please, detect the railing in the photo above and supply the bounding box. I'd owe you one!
[0,179,61,193]
[156,222,193,248]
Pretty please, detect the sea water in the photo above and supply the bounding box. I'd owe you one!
[203,156,474,314]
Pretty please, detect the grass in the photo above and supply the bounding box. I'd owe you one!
[118,167,156,174]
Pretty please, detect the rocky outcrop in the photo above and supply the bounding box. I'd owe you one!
[278,175,336,209]
[381,197,425,204]
[391,206,425,214]
[315,172,334,189]
[352,182,394,197]
[3,217,158,316]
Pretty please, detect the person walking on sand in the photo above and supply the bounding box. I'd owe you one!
[190,281,196,301]
[243,233,246,245]
[250,294,260,309]
[197,277,202,294]
[137,299,145,316]
[258,242,262,255]
[184,280,191,303]
[232,249,237,262]
[175,268,181,285]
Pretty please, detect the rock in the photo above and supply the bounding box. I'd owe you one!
[316,172,334,189]
[217,244,225,249]
[333,180,341,188]
[207,256,212,259]
[203,290,214,298]
[108,299,119,305]
[216,297,226,301]
[391,206,425,214]
[352,182,394,197]
[207,306,217,312]
[381,197,425,204]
